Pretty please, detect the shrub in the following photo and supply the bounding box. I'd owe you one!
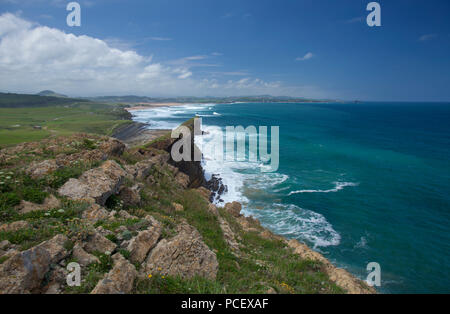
[82,138,97,150]
[118,249,131,259]
[48,166,84,189]
[105,233,118,243]
[22,187,48,204]
[0,192,21,208]
[91,252,113,273]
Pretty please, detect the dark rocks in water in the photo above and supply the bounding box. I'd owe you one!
[206,174,228,203]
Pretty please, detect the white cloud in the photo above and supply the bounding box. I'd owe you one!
[0,13,325,97]
[295,52,314,61]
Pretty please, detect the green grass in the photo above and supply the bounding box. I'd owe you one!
[65,251,114,294]
[0,103,130,147]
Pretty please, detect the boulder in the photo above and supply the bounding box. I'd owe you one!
[144,223,218,280]
[118,185,141,207]
[0,220,29,233]
[36,234,70,264]
[42,265,68,294]
[117,210,138,220]
[127,223,162,264]
[98,138,126,158]
[196,187,211,201]
[82,204,109,223]
[91,253,137,294]
[236,215,260,233]
[58,160,126,205]
[0,234,69,294]
[224,201,242,217]
[206,175,227,202]
[83,231,117,254]
[17,195,61,214]
[26,159,60,179]
[95,226,113,237]
[72,243,99,266]
[125,160,155,180]
[172,202,184,212]
[207,203,219,216]
[174,172,190,189]
[219,217,240,253]
[0,240,10,250]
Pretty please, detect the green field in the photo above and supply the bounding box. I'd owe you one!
[0,101,131,147]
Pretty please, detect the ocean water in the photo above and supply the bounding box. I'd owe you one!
[131,102,450,293]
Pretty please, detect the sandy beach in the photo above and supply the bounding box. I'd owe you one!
[125,103,185,111]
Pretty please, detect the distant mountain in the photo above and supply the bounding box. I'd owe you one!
[0,92,87,108]
[37,90,68,98]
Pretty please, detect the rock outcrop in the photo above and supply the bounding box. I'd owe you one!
[0,220,29,233]
[0,235,69,294]
[91,253,137,294]
[81,204,110,223]
[206,174,228,203]
[127,220,162,264]
[144,223,218,280]
[72,243,100,266]
[224,201,242,217]
[17,195,61,214]
[83,231,117,254]
[58,160,126,205]
[26,159,60,179]
[287,239,375,294]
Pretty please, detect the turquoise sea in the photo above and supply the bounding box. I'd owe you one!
[131,102,450,293]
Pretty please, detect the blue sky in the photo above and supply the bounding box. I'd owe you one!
[1,0,449,101]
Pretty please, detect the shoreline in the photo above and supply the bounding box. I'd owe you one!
[125,103,186,111]
[115,110,376,294]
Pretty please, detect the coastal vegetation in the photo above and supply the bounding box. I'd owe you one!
[0,93,131,147]
[0,93,374,294]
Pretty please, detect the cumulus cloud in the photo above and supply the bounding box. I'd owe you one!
[0,13,323,97]
[295,52,314,61]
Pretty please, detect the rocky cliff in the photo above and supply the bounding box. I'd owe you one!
[0,121,375,294]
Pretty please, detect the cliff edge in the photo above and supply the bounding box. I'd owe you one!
[0,120,374,294]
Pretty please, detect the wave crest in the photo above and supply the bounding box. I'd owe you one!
[289,182,359,195]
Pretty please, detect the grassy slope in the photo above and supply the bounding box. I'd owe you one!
[0,102,131,147]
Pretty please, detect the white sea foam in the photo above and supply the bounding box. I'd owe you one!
[132,108,342,249]
[244,203,341,248]
[288,182,359,195]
